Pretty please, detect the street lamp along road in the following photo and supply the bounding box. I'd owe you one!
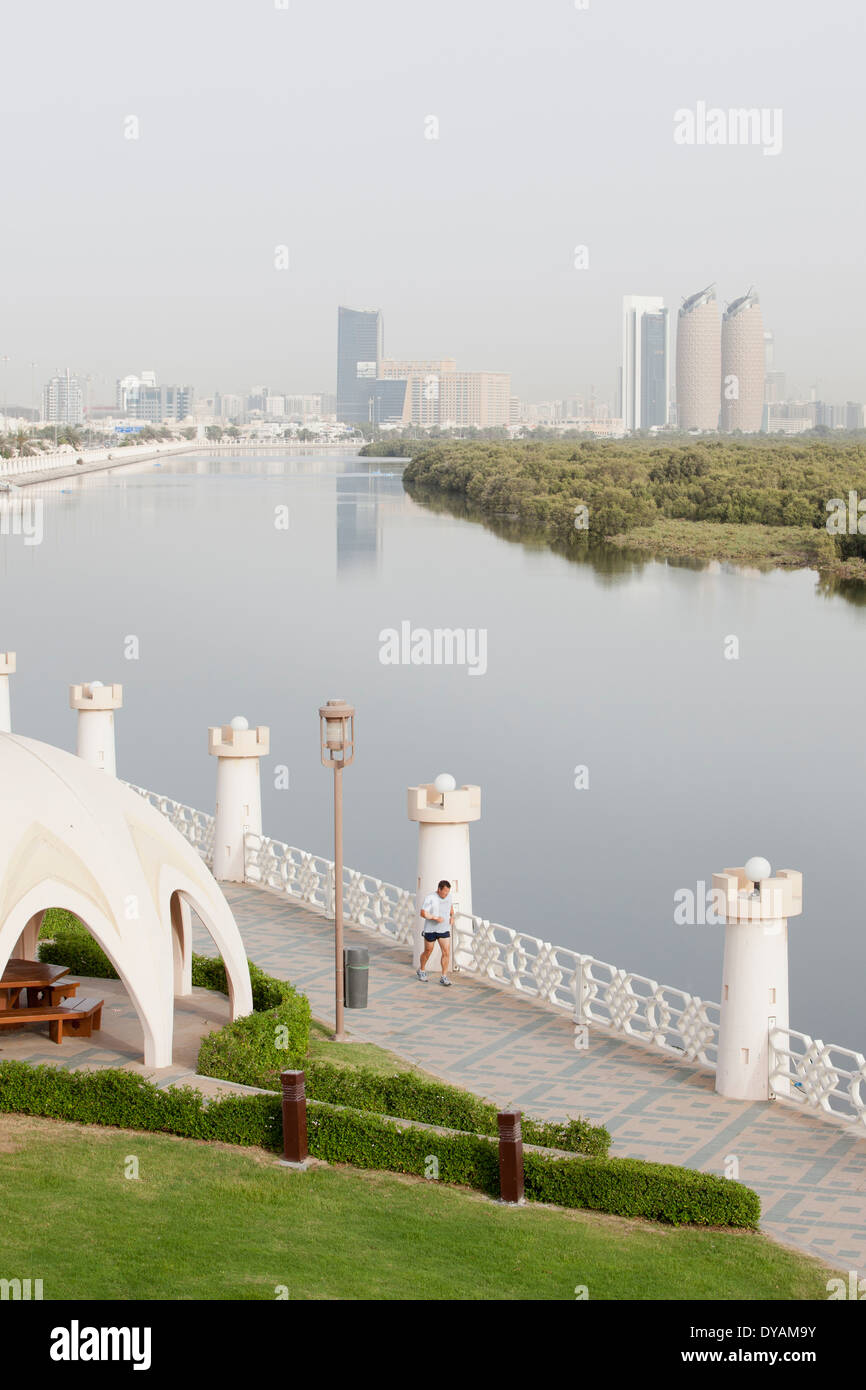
[318,698,355,1042]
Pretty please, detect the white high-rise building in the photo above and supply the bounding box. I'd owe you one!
[619,296,671,431]
[42,369,84,425]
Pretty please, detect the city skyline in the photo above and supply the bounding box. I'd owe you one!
[10,280,857,435]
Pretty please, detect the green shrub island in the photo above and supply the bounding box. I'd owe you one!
[388,436,866,570]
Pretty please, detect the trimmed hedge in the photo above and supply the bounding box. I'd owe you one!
[0,1061,760,1228]
[198,999,310,1078]
[40,912,117,979]
[39,910,310,1069]
[0,1062,282,1149]
[301,1059,610,1157]
[522,1151,760,1228]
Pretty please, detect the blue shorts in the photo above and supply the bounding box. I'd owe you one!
[422,930,451,941]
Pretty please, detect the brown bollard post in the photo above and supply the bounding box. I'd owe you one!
[280,1070,309,1169]
[497,1110,524,1204]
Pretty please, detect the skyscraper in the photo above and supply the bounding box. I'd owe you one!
[676,285,721,432]
[43,369,84,425]
[336,306,383,424]
[620,296,670,430]
[721,289,764,432]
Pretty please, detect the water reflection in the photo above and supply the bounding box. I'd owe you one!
[336,472,383,575]
[405,482,866,605]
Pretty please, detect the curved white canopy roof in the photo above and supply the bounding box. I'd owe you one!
[0,732,253,1066]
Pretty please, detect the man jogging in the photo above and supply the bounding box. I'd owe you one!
[417,879,454,986]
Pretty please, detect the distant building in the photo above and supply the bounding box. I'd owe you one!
[620,296,670,431]
[368,379,409,426]
[439,372,511,429]
[846,402,864,431]
[764,404,814,434]
[43,369,84,425]
[395,370,510,428]
[721,289,764,432]
[214,393,245,421]
[380,358,457,379]
[115,374,193,422]
[676,285,721,431]
[812,401,851,430]
[336,307,384,424]
[282,395,322,422]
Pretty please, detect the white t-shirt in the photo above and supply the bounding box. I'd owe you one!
[421,891,453,930]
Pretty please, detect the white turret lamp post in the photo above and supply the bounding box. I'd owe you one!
[0,651,15,733]
[69,681,123,774]
[713,856,803,1102]
[407,774,481,971]
[209,716,270,883]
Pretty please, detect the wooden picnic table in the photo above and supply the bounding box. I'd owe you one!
[0,959,71,1011]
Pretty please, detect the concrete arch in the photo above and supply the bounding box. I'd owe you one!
[162,864,253,1017]
[0,732,254,1067]
[0,880,164,1067]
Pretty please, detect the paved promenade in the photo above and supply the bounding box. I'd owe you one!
[217,883,866,1272]
[9,446,188,489]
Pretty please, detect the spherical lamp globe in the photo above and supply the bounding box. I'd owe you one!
[434,773,457,796]
[744,856,772,884]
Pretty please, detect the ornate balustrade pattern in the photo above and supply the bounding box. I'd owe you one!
[453,913,720,1065]
[770,1026,866,1130]
[125,784,215,866]
[130,791,862,1128]
[244,833,417,943]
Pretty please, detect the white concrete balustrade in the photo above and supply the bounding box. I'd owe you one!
[0,440,193,478]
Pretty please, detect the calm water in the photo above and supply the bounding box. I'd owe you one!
[3,450,865,1048]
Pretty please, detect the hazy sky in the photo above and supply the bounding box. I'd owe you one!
[2,0,863,406]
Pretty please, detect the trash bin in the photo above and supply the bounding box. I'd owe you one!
[344,947,369,1009]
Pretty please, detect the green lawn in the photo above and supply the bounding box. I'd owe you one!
[0,1114,834,1301]
[306,1018,439,1078]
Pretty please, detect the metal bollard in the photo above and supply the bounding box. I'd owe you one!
[279,1069,309,1169]
[343,946,369,1008]
[497,1110,525,1204]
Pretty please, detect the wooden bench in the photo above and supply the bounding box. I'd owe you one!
[0,995,103,1044]
[26,979,80,1008]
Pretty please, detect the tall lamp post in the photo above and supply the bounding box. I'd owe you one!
[319,698,355,1042]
